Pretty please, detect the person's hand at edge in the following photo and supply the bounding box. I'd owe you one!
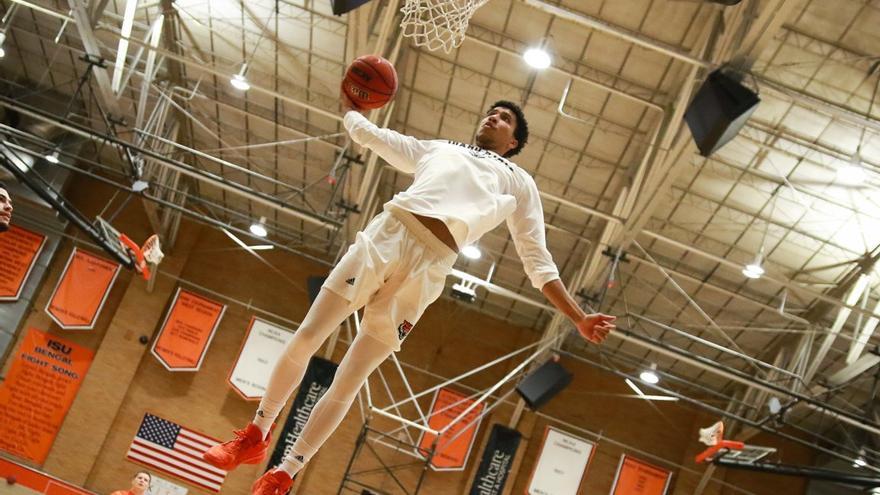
[576,314,616,344]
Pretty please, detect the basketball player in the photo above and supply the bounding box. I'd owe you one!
[203,91,617,495]
[109,471,151,495]
[0,181,12,233]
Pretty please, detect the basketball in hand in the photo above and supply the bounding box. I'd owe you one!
[342,55,398,110]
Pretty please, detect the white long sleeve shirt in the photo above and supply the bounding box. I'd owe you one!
[344,111,560,290]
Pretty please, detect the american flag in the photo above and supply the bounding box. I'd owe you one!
[126,413,227,492]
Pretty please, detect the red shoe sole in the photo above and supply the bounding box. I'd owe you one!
[203,450,267,470]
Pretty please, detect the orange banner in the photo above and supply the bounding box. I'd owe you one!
[0,224,46,301]
[45,248,120,330]
[417,387,485,470]
[0,458,95,494]
[152,288,226,371]
[0,328,94,464]
[610,455,673,495]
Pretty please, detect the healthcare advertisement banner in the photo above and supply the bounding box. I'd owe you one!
[46,248,120,329]
[468,423,521,495]
[267,357,338,469]
[152,288,226,371]
[609,454,673,495]
[228,317,296,400]
[526,426,596,495]
[0,328,94,464]
[0,224,46,301]
[417,387,486,471]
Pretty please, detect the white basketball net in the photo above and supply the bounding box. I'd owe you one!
[142,234,165,266]
[400,0,490,53]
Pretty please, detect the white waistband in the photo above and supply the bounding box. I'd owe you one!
[386,205,457,260]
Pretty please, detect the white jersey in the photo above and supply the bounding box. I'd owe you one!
[344,111,559,290]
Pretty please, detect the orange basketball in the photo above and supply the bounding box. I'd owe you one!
[342,55,398,110]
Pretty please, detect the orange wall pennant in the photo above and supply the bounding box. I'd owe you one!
[152,288,226,371]
[0,328,94,464]
[417,387,485,471]
[45,248,121,330]
[610,455,673,495]
[0,224,47,301]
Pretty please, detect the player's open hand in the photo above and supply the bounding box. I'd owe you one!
[340,84,363,115]
[576,314,616,344]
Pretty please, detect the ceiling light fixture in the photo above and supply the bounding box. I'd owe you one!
[838,152,867,184]
[854,449,867,468]
[230,63,251,91]
[110,0,139,92]
[44,149,60,164]
[461,245,481,260]
[639,363,660,384]
[523,47,551,69]
[249,216,268,237]
[0,32,6,58]
[742,247,765,279]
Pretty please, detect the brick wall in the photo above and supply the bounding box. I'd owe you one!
[0,174,817,495]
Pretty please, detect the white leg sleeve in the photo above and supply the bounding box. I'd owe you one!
[279,331,393,474]
[253,289,354,436]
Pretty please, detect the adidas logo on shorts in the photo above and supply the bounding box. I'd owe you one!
[397,320,414,341]
[346,277,356,285]
[294,454,305,463]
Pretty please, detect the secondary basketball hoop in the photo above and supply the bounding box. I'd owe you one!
[97,217,164,281]
[120,233,164,281]
[400,0,490,53]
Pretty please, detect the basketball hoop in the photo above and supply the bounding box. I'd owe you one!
[695,421,747,464]
[120,233,164,281]
[400,0,490,53]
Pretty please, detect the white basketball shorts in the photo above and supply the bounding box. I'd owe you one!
[322,206,457,351]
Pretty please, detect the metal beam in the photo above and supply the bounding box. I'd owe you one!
[0,95,342,230]
[66,0,121,117]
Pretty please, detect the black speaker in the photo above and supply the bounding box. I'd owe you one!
[684,69,760,157]
[331,0,372,15]
[516,360,573,410]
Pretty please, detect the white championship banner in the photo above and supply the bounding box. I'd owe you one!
[228,317,296,400]
[527,426,595,495]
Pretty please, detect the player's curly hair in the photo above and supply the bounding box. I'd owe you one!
[489,100,529,158]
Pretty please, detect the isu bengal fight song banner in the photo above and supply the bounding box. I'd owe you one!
[0,224,46,301]
[46,248,120,329]
[0,329,94,464]
[152,288,226,371]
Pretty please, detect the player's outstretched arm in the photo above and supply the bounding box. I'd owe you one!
[339,86,433,174]
[541,278,616,344]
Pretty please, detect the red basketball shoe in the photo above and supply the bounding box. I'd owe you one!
[252,469,293,495]
[202,423,271,470]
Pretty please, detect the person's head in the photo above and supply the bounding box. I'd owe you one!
[130,471,151,493]
[0,181,12,233]
[473,100,529,158]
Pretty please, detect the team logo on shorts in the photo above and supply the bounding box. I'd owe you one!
[397,320,414,341]
[346,277,356,286]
